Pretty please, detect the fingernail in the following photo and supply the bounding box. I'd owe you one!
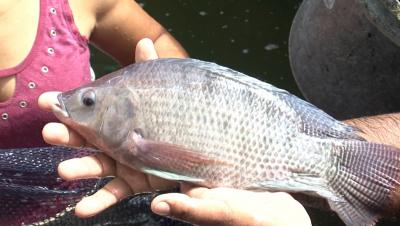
[153,202,170,216]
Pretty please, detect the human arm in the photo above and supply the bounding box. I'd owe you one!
[344,113,400,148]
[70,0,188,65]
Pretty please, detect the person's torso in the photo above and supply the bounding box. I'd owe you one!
[0,0,91,148]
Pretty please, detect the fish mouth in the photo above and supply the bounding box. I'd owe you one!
[51,94,70,119]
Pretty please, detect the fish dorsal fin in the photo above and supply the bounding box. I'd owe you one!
[281,94,364,140]
[142,58,289,94]
[163,58,362,140]
[139,58,362,140]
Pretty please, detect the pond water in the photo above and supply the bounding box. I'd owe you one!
[89,1,399,226]
[90,0,302,96]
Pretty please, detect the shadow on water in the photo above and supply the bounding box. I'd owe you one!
[89,1,399,226]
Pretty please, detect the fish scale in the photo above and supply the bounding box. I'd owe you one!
[138,81,300,187]
[55,58,400,226]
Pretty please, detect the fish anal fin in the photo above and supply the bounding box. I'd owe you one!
[142,168,205,184]
[327,199,378,226]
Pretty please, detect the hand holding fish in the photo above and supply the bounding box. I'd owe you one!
[151,184,311,226]
[39,38,312,226]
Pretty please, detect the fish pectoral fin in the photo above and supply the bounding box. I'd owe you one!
[142,168,205,183]
[131,133,230,176]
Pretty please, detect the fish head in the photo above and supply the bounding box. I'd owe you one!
[52,80,139,151]
[55,86,103,127]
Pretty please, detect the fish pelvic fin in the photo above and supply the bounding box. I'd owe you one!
[326,141,400,226]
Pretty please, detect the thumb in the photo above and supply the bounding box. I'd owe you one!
[135,38,158,62]
[151,193,233,226]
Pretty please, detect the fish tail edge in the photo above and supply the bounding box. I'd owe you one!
[326,141,400,226]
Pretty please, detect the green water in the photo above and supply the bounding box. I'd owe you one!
[89,1,399,225]
[90,0,301,95]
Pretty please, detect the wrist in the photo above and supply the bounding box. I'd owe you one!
[344,113,400,148]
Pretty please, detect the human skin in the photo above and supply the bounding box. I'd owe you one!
[345,113,400,149]
[39,39,312,226]
[0,0,187,102]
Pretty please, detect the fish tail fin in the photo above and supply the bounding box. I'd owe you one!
[326,141,400,226]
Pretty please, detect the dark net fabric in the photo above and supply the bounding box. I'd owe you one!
[0,147,190,226]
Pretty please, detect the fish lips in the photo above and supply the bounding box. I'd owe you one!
[51,93,70,120]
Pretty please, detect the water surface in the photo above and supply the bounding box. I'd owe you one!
[91,0,301,95]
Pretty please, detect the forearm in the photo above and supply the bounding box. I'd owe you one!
[344,113,400,148]
[153,31,188,58]
[89,0,188,66]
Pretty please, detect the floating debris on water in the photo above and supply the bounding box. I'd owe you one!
[264,43,280,51]
[198,11,207,16]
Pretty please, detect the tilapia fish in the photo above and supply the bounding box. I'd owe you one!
[52,58,400,226]
[0,147,188,226]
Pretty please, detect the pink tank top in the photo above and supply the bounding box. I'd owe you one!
[0,0,91,148]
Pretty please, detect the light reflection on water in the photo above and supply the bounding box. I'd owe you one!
[89,1,399,226]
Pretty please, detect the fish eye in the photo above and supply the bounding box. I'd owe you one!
[81,90,96,107]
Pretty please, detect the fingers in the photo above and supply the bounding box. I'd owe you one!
[135,38,158,62]
[42,122,86,147]
[181,185,248,201]
[68,157,176,217]
[59,153,176,191]
[180,183,210,198]
[38,91,61,111]
[39,92,87,147]
[58,153,116,180]
[75,177,132,217]
[147,175,178,191]
[114,163,158,193]
[151,193,233,226]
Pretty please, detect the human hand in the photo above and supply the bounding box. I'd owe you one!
[152,184,312,226]
[39,38,311,226]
